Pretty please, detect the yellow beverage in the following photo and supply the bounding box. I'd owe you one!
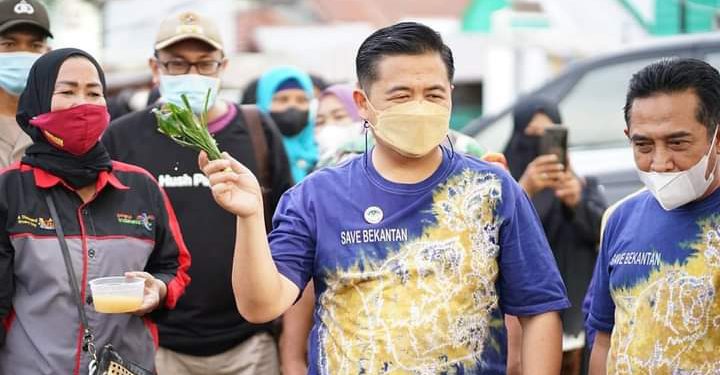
[93,295,143,313]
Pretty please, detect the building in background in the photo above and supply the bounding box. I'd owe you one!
[41,0,720,129]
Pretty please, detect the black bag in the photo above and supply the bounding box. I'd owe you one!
[94,344,154,375]
[45,194,153,375]
[241,104,274,232]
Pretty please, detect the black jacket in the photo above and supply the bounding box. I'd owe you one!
[102,103,292,356]
[504,96,607,336]
[532,180,606,335]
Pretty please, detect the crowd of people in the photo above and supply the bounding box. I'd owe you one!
[0,0,719,374]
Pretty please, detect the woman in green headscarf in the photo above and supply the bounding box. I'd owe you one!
[256,66,317,182]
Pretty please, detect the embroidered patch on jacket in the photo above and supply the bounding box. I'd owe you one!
[16,214,55,230]
[116,212,155,231]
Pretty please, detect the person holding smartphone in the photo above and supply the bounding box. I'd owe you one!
[503,96,608,375]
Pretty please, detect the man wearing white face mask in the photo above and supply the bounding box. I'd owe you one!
[102,11,292,375]
[201,22,569,374]
[588,58,720,374]
[0,0,51,168]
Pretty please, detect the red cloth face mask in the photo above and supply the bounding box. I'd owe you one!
[30,104,110,156]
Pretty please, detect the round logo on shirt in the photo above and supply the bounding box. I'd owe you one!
[364,206,383,224]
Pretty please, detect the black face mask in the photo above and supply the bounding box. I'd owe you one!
[515,135,541,154]
[270,108,308,136]
[505,135,541,180]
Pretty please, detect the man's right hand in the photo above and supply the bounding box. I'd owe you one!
[199,151,263,218]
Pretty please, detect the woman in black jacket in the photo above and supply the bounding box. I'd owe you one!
[504,96,607,375]
[0,48,190,375]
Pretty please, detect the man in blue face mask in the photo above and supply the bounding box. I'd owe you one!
[0,0,51,168]
[102,10,292,375]
[588,58,720,374]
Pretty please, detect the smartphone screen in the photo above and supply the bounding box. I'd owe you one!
[540,126,568,167]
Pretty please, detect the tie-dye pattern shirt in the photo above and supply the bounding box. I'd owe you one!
[270,148,569,374]
[588,189,720,374]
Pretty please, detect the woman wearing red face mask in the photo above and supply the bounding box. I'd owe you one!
[0,48,191,375]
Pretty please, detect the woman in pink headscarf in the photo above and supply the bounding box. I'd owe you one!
[315,83,361,126]
[313,84,364,160]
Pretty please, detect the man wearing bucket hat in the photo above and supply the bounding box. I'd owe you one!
[0,0,51,168]
[102,10,291,375]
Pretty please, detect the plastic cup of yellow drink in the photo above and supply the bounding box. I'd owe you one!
[89,276,144,313]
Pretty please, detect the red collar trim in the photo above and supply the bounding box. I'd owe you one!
[30,166,129,191]
[32,167,71,189]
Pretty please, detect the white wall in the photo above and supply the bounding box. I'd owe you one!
[48,0,102,60]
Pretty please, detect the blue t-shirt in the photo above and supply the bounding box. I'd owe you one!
[270,148,570,374]
[588,188,720,373]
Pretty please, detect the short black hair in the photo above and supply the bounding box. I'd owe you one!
[355,22,454,91]
[624,58,720,136]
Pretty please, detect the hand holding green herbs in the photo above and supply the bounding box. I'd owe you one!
[153,90,222,160]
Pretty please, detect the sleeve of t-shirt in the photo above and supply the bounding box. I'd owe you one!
[145,177,191,310]
[268,186,316,297]
[497,175,571,316]
[582,270,598,347]
[587,214,616,333]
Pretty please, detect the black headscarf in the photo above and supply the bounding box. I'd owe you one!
[503,96,563,220]
[503,96,563,180]
[17,48,112,189]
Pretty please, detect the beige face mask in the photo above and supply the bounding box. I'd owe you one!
[365,98,451,158]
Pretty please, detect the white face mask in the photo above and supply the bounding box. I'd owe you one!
[315,122,362,156]
[637,129,719,210]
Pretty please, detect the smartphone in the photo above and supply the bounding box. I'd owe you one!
[540,126,568,168]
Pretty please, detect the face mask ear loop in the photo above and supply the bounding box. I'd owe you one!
[446,134,455,160]
[710,124,719,154]
[706,124,720,179]
[363,120,371,169]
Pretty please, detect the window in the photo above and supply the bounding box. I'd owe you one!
[451,82,484,131]
[472,111,513,153]
[472,56,681,153]
[560,58,663,149]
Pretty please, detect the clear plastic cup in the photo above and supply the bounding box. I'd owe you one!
[89,276,144,314]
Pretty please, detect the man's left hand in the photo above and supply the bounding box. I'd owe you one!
[554,171,583,208]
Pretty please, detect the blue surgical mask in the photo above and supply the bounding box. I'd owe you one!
[159,74,220,113]
[0,52,41,96]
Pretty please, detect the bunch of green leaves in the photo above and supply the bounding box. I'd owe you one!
[153,90,222,160]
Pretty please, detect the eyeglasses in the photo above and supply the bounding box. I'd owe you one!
[158,59,223,75]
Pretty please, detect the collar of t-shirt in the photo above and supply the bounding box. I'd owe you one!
[364,146,455,195]
[665,182,720,213]
[207,101,237,135]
